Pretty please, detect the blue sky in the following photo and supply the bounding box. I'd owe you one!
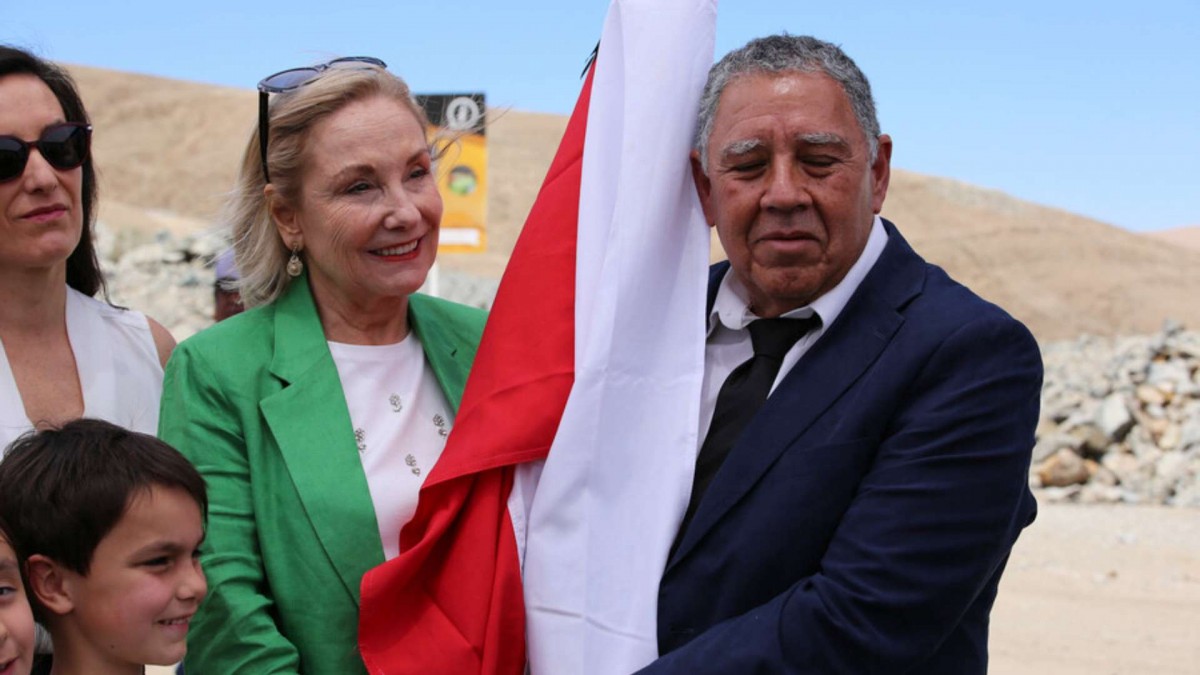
[3,0,1197,232]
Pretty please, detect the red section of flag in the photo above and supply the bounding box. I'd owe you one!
[358,66,595,675]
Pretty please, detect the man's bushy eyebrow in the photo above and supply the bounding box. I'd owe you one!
[795,132,850,147]
[719,138,765,160]
[719,133,852,163]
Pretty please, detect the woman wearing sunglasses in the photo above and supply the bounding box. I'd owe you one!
[158,58,485,674]
[0,46,175,448]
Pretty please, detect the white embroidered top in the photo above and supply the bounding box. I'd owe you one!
[327,334,453,560]
[0,287,163,450]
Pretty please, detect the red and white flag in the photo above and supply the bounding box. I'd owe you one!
[358,1,715,673]
[521,2,715,672]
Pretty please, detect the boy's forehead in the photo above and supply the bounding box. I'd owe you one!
[101,485,205,552]
[124,483,203,509]
[0,541,21,576]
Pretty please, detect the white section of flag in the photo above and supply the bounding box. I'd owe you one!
[521,1,717,673]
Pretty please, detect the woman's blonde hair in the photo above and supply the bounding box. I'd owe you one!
[226,64,431,308]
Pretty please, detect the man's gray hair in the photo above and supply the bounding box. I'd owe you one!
[695,34,880,171]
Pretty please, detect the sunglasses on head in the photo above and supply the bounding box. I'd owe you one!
[0,122,92,183]
[256,56,387,183]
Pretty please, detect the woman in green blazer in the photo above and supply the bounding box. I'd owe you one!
[159,59,485,674]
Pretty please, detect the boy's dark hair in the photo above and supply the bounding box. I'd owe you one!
[0,419,207,579]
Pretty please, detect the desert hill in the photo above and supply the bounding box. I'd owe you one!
[66,65,1200,342]
[1147,225,1200,253]
[879,174,1200,340]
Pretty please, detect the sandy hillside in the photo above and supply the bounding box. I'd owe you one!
[1146,225,1200,253]
[67,64,1200,342]
[879,175,1200,340]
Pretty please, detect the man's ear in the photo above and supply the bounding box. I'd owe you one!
[265,183,303,248]
[26,554,74,616]
[870,134,893,215]
[690,150,715,228]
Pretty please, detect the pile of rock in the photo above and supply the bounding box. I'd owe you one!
[1035,322,1200,507]
[98,224,224,340]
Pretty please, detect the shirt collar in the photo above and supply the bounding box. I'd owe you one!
[707,215,889,336]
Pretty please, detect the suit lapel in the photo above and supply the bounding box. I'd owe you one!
[258,275,384,605]
[669,222,926,567]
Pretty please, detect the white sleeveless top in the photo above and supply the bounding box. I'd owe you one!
[0,287,164,450]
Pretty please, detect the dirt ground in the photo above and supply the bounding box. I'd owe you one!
[148,503,1198,674]
[990,502,1200,674]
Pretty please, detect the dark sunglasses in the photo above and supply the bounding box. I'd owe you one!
[0,122,92,183]
[256,56,387,182]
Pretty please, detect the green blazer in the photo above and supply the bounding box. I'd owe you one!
[159,274,485,675]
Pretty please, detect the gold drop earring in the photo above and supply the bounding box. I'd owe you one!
[286,242,304,277]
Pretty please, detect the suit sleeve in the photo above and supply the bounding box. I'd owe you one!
[159,343,302,675]
[639,314,1043,674]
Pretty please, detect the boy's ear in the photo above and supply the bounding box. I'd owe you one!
[26,554,75,616]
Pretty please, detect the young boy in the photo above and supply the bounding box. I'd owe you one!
[0,420,207,675]
[0,518,34,675]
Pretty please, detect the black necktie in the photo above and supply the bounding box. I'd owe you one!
[672,315,821,553]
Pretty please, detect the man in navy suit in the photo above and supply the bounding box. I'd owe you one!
[640,35,1042,674]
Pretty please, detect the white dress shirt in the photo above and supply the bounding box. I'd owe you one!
[698,215,889,443]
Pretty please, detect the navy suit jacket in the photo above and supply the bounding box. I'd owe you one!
[642,220,1042,674]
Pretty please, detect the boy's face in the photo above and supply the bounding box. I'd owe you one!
[0,535,34,675]
[62,485,206,669]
